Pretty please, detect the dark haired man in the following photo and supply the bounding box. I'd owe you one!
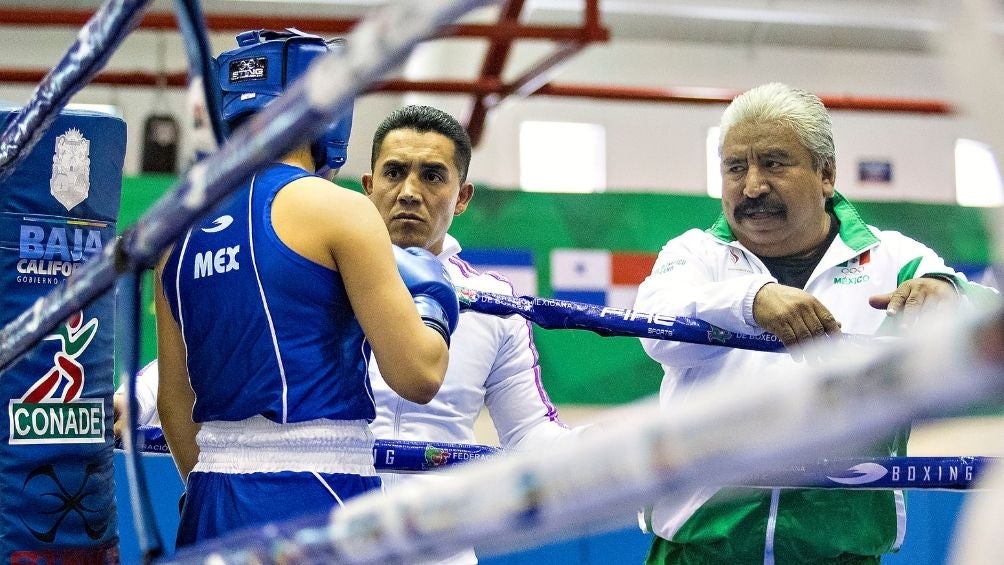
[364,105,576,565]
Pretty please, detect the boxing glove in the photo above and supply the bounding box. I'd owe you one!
[392,245,460,345]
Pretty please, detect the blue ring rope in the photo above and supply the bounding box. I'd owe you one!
[172,0,226,144]
[116,272,165,561]
[116,428,994,491]
[457,289,877,352]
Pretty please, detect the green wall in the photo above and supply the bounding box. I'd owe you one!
[120,176,995,404]
[118,175,176,369]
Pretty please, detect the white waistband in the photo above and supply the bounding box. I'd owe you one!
[194,416,376,476]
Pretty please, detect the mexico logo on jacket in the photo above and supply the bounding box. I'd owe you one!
[8,311,104,444]
[834,250,871,285]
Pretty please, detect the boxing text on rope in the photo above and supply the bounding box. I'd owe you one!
[116,426,993,490]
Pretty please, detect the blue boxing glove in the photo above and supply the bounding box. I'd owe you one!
[392,245,460,345]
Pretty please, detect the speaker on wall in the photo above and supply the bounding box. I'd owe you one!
[140,114,180,174]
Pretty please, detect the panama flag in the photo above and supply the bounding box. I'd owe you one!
[456,247,538,295]
[550,249,657,308]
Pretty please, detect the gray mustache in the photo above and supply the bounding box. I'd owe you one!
[735,201,786,217]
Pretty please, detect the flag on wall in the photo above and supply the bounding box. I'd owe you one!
[457,248,538,295]
[550,249,657,308]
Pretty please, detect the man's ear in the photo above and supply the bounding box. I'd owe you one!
[454,182,474,216]
[361,173,373,196]
[821,159,836,198]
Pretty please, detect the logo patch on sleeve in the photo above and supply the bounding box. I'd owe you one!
[229,57,268,82]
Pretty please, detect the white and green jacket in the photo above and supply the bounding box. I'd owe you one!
[634,193,993,564]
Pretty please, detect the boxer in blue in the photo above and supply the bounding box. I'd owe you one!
[154,29,459,547]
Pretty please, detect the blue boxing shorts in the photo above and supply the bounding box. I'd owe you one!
[177,469,380,547]
[176,416,381,547]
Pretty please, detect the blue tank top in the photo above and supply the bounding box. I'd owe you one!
[161,163,374,424]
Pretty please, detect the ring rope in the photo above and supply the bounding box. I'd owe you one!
[459,288,882,352]
[172,0,226,146]
[116,427,996,490]
[116,272,165,561]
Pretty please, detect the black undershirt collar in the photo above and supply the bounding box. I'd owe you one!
[757,210,840,289]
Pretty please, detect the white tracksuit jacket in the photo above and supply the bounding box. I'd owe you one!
[634,193,991,557]
[369,234,573,565]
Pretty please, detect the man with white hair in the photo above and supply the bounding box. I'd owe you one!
[636,82,995,564]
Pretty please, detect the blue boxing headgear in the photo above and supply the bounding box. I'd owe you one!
[215,28,353,174]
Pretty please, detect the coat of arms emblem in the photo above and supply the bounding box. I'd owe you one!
[50,128,90,210]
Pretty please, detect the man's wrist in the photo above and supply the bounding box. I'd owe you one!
[745,277,777,330]
[920,273,962,295]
